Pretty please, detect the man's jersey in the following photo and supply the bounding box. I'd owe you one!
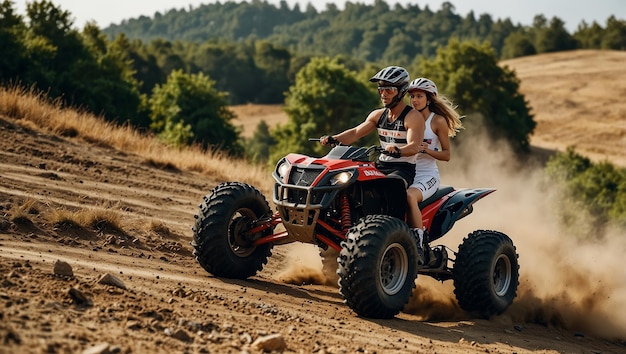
[377,106,418,164]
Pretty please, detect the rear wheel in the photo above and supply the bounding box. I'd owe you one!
[453,230,519,318]
[192,182,273,279]
[338,215,418,319]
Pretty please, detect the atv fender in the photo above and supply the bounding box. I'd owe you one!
[429,188,495,241]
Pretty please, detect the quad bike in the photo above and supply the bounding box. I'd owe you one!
[192,139,519,319]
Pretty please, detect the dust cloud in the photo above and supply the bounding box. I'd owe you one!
[276,243,327,286]
[274,129,626,340]
[443,132,626,340]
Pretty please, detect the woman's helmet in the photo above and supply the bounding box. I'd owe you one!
[370,66,410,108]
[408,78,438,96]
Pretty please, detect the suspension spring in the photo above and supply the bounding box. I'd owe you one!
[340,193,351,233]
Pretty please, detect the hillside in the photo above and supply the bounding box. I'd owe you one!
[503,50,626,167]
[1,51,626,353]
[233,50,626,167]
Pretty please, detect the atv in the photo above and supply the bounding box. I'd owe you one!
[192,139,519,319]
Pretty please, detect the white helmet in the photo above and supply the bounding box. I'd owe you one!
[370,66,410,108]
[369,66,410,86]
[408,78,438,96]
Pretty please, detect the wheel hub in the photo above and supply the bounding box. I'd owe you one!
[379,243,409,296]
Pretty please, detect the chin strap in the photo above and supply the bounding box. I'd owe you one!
[417,103,429,112]
[384,95,403,109]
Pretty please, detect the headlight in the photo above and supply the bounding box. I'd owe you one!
[330,171,353,185]
[276,159,291,180]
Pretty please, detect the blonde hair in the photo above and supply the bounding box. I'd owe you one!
[428,93,464,137]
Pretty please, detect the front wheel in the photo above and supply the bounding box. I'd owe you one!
[192,182,273,279]
[453,230,519,318]
[338,215,418,319]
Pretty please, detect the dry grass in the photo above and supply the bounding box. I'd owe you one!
[0,85,272,190]
[0,84,276,240]
[46,207,123,231]
[146,219,179,239]
[9,198,39,224]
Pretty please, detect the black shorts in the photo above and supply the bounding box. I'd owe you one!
[375,161,416,188]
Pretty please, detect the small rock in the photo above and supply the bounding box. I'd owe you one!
[98,273,127,290]
[252,333,287,352]
[3,326,21,344]
[126,320,142,330]
[69,287,93,306]
[165,328,192,342]
[81,342,111,354]
[53,260,73,277]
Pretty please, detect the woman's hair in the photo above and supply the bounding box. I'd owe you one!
[426,92,464,137]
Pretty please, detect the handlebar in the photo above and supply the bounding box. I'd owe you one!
[308,136,340,146]
[309,137,396,158]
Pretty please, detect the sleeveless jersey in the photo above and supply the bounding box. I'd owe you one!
[377,106,418,164]
[414,112,440,174]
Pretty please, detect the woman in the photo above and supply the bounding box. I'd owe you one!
[405,78,463,263]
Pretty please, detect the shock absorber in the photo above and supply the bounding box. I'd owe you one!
[340,192,351,233]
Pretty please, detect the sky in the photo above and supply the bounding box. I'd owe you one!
[13,0,625,33]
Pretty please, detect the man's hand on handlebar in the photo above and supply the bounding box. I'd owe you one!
[319,135,339,146]
[384,145,402,158]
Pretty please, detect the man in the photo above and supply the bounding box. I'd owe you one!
[321,66,424,189]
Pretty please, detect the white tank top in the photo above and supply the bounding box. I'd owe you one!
[414,112,440,174]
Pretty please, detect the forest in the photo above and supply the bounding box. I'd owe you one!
[1,0,624,228]
[103,0,625,62]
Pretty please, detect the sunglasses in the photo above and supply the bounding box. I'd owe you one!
[377,86,398,95]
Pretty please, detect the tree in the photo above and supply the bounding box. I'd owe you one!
[574,21,604,49]
[269,57,378,164]
[571,161,625,222]
[253,40,292,103]
[188,41,259,104]
[0,0,26,81]
[602,16,626,50]
[545,147,591,181]
[245,120,275,164]
[546,148,626,232]
[534,16,577,53]
[148,69,242,155]
[80,26,144,123]
[23,0,82,97]
[419,39,535,151]
[7,1,143,123]
[501,31,536,59]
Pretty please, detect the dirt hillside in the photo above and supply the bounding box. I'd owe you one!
[1,50,625,354]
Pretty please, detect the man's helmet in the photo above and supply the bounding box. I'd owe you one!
[370,66,410,85]
[408,78,438,96]
[370,66,410,108]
